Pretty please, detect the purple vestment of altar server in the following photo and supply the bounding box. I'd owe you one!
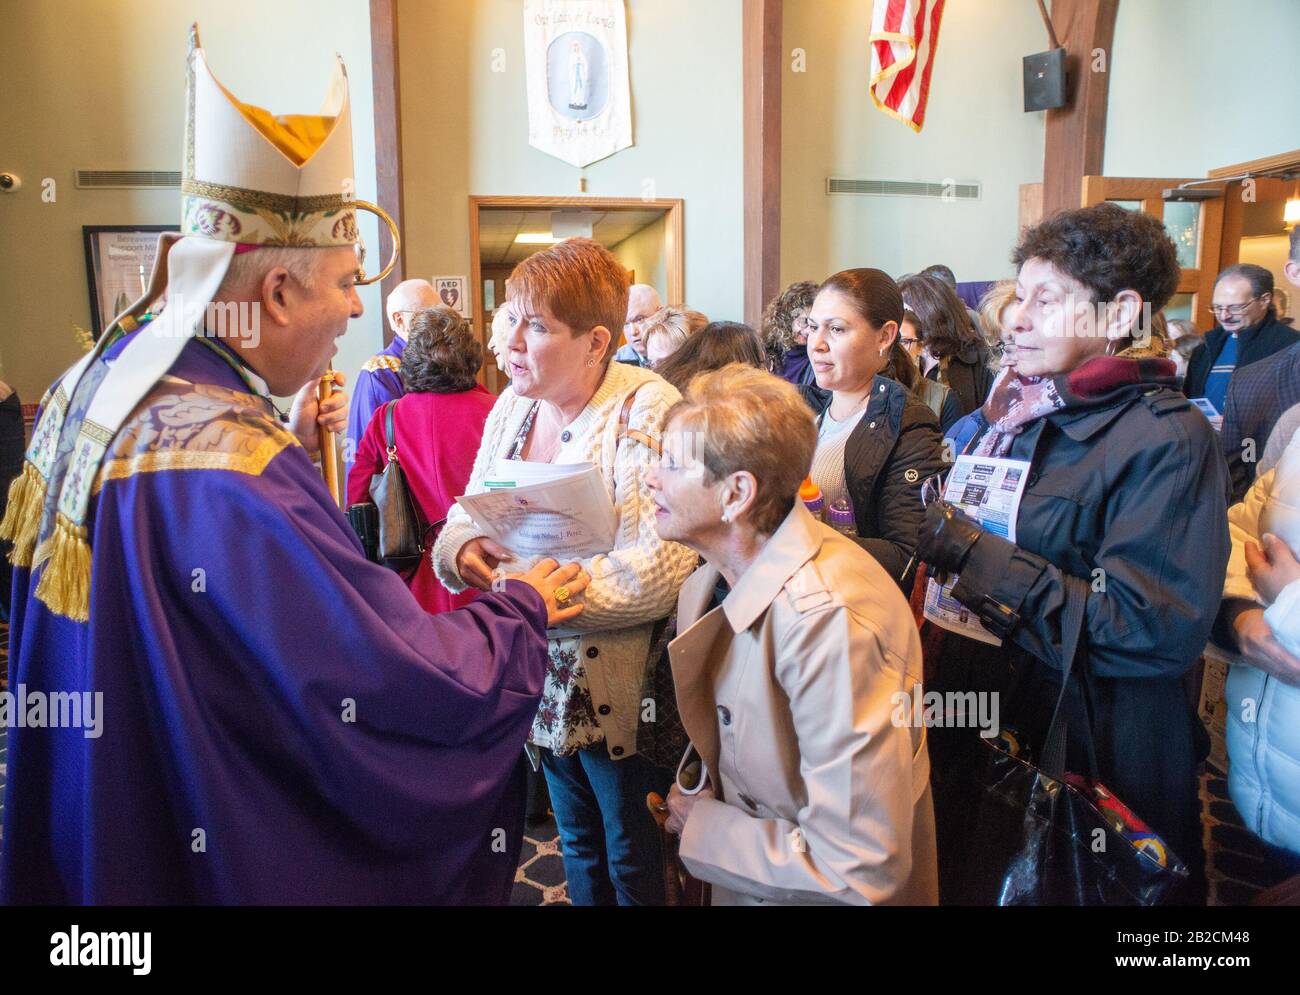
[345,336,405,476]
[1,334,548,904]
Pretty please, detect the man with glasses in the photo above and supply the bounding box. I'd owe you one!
[1221,230,1300,500]
[614,283,662,367]
[345,278,440,474]
[1183,264,1297,418]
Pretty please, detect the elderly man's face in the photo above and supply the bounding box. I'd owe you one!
[624,291,658,357]
[236,246,364,396]
[390,285,440,337]
[1211,275,1271,333]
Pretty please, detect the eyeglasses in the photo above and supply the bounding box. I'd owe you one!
[1209,295,1267,317]
[899,336,922,348]
[920,472,949,509]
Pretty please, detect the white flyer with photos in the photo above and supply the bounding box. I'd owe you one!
[456,461,618,563]
[922,455,1033,646]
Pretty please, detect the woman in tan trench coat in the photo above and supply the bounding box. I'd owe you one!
[646,364,938,905]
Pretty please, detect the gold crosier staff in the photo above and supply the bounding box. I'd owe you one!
[317,201,402,507]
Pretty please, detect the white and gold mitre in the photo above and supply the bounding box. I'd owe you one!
[181,25,358,248]
[0,24,396,624]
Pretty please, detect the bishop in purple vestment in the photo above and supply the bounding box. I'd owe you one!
[0,332,568,904]
[1,25,589,908]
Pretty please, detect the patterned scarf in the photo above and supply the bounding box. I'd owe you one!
[974,354,1178,457]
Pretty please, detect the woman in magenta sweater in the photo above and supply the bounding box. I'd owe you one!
[348,305,496,614]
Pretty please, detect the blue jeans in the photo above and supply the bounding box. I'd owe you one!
[540,746,671,906]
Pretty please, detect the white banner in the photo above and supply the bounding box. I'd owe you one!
[524,0,632,168]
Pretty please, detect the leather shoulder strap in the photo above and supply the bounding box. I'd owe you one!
[383,400,398,458]
[617,386,662,457]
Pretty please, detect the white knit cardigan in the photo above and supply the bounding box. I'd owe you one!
[432,360,698,760]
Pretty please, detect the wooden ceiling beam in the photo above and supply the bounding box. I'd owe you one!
[1041,0,1119,218]
[743,0,782,327]
[370,0,407,342]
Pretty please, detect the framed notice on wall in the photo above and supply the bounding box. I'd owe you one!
[433,276,470,317]
[83,225,177,338]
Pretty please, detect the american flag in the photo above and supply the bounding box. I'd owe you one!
[869,0,947,132]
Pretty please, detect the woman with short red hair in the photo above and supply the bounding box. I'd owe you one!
[433,238,697,906]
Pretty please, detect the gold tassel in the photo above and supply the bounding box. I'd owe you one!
[33,513,92,623]
[0,462,46,567]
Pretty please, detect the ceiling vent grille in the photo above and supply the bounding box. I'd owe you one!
[75,170,181,189]
[827,177,981,200]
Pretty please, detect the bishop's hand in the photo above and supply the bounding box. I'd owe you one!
[507,558,590,627]
[288,370,349,457]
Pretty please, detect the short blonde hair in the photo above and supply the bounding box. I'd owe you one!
[976,279,1017,349]
[643,307,709,359]
[666,364,817,536]
[506,237,629,362]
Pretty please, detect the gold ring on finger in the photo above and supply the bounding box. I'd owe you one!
[554,585,571,605]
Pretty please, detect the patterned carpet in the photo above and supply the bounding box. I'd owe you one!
[511,814,569,906]
[0,618,1286,905]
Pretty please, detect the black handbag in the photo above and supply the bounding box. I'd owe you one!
[346,501,380,563]
[359,401,439,574]
[953,575,1190,906]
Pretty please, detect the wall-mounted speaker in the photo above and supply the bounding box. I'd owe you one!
[1023,48,1067,112]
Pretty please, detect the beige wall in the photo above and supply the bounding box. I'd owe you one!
[780,0,1046,289]
[1104,0,1300,178]
[397,0,744,326]
[0,0,381,403]
[610,215,669,305]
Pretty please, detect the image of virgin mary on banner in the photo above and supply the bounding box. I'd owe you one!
[524,0,632,168]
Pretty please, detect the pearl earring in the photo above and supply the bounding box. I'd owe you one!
[720,511,730,524]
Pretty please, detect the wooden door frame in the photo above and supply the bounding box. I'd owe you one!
[1082,175,1225,330]
[1208,148,1300,274]
[468,195,685,393]
[1082,176,1226,330]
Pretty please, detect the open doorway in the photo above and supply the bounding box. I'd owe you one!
[1079,149,1300,332]
[469,196,685,392]
[1217,173,1298,327]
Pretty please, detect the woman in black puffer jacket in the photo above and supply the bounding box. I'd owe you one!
[800,269,947,590]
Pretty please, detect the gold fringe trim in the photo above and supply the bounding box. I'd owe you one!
[0,462,46,567]
[33,514,92,623]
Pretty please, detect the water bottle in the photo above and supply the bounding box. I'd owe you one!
[799,477,824,519]
[828,495,857,536]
